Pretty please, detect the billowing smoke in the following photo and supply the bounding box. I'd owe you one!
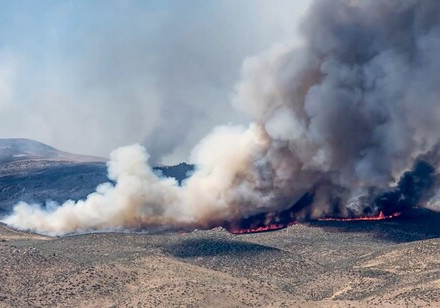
[3,0,440,235]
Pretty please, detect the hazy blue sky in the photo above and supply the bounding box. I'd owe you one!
[0,0,311,163]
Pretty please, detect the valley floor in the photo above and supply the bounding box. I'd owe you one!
[1,214,440,307]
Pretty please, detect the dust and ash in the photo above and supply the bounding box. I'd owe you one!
[3,0,440,235]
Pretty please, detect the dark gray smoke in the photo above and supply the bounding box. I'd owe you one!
[3,0,440,235]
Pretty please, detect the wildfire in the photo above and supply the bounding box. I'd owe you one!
[317,211,402,222]
[227,222,297,235]
[225,211,402,235]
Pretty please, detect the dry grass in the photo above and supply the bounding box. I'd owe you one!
[1,216,440,307]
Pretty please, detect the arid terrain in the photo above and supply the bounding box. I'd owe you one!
[1,210,440,307]
[1,138,440,307]
[2,0,440,306]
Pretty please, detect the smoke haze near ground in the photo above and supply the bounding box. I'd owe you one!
[3,0,440,235]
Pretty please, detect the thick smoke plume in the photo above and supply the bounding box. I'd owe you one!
[3,0,440,235]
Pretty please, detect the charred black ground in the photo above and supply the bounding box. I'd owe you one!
[224,159,438,234]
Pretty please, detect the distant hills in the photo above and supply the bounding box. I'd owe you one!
[0,139,193,216]
[0,138,104,166]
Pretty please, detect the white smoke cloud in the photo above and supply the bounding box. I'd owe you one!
[3,124,271,235]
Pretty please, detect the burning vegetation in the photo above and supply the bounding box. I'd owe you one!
[225,160,436,234]
[317,211,401,222]
[225,211,402,235]
[2,0,440,236]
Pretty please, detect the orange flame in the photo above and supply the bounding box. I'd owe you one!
[226,211,402,234]
[317,211,402,222]
[227,222,297,235]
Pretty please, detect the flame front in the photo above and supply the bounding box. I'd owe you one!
[226,222,297,235]
[225,211,402,235]
[317,211,402,222]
